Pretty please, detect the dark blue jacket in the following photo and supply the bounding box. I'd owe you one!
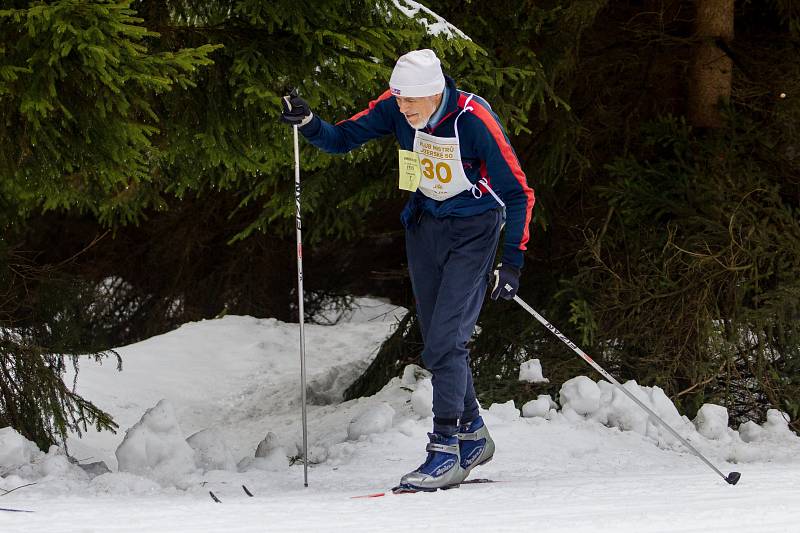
[298,76,535,268]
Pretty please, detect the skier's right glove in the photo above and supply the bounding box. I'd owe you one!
[280,89,314,127]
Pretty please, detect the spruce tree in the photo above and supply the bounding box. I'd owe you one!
[0,0,220,225]
[0,242,121,450]
[0,0,218,449]
[0,0,541,447]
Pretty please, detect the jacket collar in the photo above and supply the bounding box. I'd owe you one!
[425,75,461,133]
[441,75,460,114]
[427,85,449,127]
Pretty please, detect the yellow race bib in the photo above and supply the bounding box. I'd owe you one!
[398,149,422,192]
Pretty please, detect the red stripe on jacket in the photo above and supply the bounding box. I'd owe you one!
[460,93,535,251]
[337,89,394,125]
[479,161,491,194]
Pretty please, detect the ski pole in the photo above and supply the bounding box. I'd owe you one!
[291,93,309,487]
[508,289,741,485]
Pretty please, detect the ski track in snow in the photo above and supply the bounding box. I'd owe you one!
[3,465,799,532]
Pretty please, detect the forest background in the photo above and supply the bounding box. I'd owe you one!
[1,0,798,451]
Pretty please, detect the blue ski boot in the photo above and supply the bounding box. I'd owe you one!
[456,416,495,481]
[395,433,465,492]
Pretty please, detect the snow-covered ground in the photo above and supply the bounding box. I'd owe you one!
[2,297,799,532]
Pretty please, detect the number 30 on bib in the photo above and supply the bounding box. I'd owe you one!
[419,158,453,184]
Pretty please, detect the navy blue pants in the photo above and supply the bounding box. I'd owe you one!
[405,208,502,434]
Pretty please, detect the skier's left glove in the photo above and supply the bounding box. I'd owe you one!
[280,89,314,127]
[490,263,520,301]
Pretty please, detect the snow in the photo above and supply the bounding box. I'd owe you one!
[2,296,800,531]
[186,428,237,472]
[694,403,731,441]
[559,377,693,448]
[521,394,556,418]
[0,427,42,473]
[243,431,289,471]
[406,366,434,418]
[763,409,795,439]
[390,0,471,40]
[90,471,161,495]
[738,420,765,443]
[1,443,90,495]
[488,399,521,421]
[518,358,549,383]
[115,399,199,488]
[347,403,396,440]
[559,375,602,415]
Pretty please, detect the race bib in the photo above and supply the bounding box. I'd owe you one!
[398,149,422,192]
[413,131,472,201]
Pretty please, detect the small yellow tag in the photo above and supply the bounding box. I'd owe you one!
[398,149,421,192]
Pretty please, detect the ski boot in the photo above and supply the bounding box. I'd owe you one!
[456,416,495,482]
[394,433,465,493]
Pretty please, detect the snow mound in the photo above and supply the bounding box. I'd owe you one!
[235,431,289,472]
[0,429,90,490]
[401,364,431,386]
[694,404,730,440]
[0,440,89,494]
[739,410,796,443]
[399,364,433,418]
[560,376,601,415]
[186,428,236,472]
[763,409,795,439]
[410,379,433,418]
[347,403,395,440]
[558,376,693,447]
[519,359,549,383]
[0,427,43,474]
[605,381,686,439]
[522,394,556,418]
[738,420,764,443]
[254,431,284,458]
[115,399,199,487]
[555,374,800,459]
[488,400,520,421]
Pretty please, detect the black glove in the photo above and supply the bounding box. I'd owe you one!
[280,89,313,126]
[490,263,520,300]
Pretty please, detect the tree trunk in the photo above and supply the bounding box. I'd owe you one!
[688,0,735,128]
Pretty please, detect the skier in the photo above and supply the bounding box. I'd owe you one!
[281,49,534,491]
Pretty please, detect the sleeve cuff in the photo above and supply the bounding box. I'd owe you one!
[501,245,524,269]
[298,114,321,136]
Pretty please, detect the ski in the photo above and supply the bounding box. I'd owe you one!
[458,478,497,484]
[351,478,499,499]
[209,485,254,502]
[0,507,34,513]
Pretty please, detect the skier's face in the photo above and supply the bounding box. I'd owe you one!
[396,93,443,130]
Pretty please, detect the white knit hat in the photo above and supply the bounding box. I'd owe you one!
[389,49,445,97]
